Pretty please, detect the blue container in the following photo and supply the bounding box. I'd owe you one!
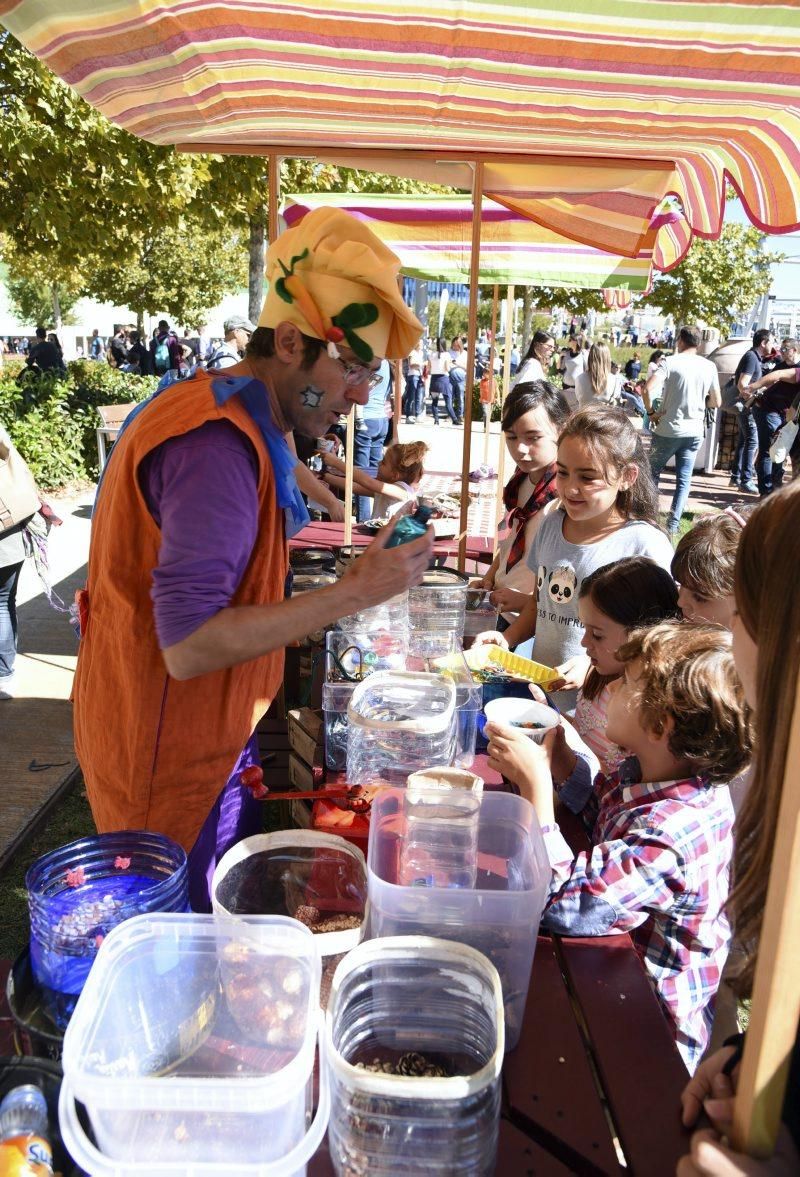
[26,831,188,1029]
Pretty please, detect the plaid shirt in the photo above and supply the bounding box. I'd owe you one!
[541,753,734,1071]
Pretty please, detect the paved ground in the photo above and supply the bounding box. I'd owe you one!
[1,411,740,863]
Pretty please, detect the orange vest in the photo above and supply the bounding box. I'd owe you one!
[73,371,287,851]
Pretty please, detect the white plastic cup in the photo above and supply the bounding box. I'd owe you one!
[483,697,560,744]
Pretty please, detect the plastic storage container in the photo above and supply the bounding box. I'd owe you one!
[346,671,457,786]
[325,937,503,1177]
[211,831,367,958]
[408,568,468,636]
[367,789,550,1049]
[399,769,484,890]
[59,913,326,1176]
[322,680,356,771]
[463,588,498,639]
[289,547,336,575]
[336,590,408,635]
[326,625,408,680]
[26,831,188,1030]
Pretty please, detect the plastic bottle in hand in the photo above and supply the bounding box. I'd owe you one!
[385,504,435,549]
[0,1085,53,1175]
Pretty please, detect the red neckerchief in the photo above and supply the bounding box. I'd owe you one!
[503,463,558,570]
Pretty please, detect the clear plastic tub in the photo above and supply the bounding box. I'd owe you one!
[326,625,408,679]
[408,568,468,634]
[325,936,503,1176]
[211,831,367,957]
[59,913,323,1173]
[346,671,457,786]
[26,831,188,1030]
[336,590,409,634]
[322,680,356,771]
[366,789,550,1049]
[463,588,498,638]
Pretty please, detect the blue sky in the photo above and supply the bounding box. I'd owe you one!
[726,199,800,300]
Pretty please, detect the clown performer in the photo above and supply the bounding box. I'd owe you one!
[73,209,432,909]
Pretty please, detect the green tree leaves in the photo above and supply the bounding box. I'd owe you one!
[644,225,783,332]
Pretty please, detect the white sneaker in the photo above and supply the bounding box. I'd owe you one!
[0,675,16,700]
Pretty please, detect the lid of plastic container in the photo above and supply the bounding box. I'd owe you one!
[211,832,367,958]
[289,547,335,568]
[417,568,469,588]
[62,914,321,1112]
[292,573,337,592]
[346,671,457,734]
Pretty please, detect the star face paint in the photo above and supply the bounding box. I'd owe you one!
[299,384,325,409]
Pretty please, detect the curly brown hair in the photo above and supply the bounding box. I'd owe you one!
[383,441,428,486]
[727,483,800,995]
[616,621,753,784]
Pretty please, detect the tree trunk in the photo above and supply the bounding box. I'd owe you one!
[248,208,267,325]
[522,287,535,346]
[51,282,62,331]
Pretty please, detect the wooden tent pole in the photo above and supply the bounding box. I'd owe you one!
[483,284,499,466]
[343,412,355,546]
[732,678,800,1157]
[268,154,280,243]
[458,161,484,572]
[493,285,515,557]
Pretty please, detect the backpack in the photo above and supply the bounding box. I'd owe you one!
[153,336,172,374]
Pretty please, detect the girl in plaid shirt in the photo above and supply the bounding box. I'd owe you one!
[487,621,753,1071]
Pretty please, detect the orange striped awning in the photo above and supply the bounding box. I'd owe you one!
[2,0,798,263]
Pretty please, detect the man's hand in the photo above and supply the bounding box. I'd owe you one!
[325,499,346,524]
[548,654,591,693]
[340,515,433,609]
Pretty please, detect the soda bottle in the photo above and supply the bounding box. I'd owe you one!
[0,1085,53,1175]
[385,504,434,549]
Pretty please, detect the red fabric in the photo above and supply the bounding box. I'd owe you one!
[503,464,558,571]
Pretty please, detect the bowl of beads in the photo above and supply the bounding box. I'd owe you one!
[483,697,560,744]
[25,831,188,1030]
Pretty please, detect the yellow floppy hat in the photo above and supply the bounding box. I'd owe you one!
[259,207,423,362]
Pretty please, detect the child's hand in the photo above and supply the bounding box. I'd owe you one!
[471,574,494,591]
[678,1122,799,1176]
[549,654,592,693]
[528,683,548,704]
[320,451,345,472]
[472,629,509,649]
[490,586,526,613]
[485,722,554,819]
[540,723,578,785]
[680,1046,739,1129]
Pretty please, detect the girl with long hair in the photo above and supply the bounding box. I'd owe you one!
[514,330,556,387]
[475,404,673,711]
[576,341,615,406]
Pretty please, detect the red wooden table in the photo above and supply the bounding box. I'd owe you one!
[289,518,494,566]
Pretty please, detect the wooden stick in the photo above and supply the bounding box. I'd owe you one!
[493,285,515,557]
[483,283,499,467]
[458,162,484,572]
[343,409,355,546]
[268,154,280,244]
[732,676,800,1157]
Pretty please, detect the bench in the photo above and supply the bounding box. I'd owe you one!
[96,403,137,472]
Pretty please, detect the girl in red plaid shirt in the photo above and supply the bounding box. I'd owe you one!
[487,621,753,1071]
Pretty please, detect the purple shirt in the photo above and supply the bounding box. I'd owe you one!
[138,419,259,649]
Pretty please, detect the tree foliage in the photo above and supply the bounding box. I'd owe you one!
[643,224,783,332]
[88,220,248,330]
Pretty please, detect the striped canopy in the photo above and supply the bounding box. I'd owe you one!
[282,194,654,291]
[2,0,799,263]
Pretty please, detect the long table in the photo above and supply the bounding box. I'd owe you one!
[289,518,494,566]
[309,752,692,1175]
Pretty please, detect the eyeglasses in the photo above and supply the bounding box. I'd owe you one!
[337,357,383,390]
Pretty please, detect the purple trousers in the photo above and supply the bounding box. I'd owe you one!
[186,732,263,911]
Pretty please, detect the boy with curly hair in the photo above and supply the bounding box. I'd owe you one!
[486,621,753,1070]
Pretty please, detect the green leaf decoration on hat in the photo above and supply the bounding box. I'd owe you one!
[274,248,310,303]
[332,302,379,362]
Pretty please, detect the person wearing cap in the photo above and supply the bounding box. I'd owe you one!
[73,207,432,909]
[207,315,256,370]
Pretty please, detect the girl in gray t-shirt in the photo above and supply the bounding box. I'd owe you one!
[476,405,674,711]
